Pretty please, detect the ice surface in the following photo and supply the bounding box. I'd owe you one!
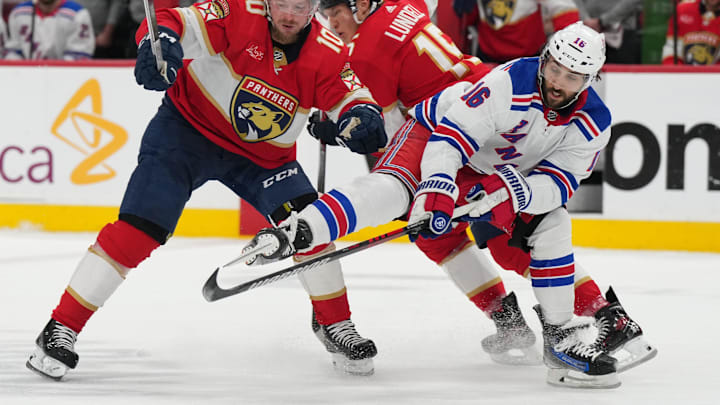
[1,230,718,404]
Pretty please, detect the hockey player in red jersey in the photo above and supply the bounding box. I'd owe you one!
[311,0,539,366]
[452,0,579,63]
[242,22,657,387]
[26,0,387,380]
[662,0,720,65]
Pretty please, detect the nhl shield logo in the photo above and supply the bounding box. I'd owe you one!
[230,76,298,142]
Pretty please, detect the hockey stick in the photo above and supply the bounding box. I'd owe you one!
[202,189,509,302]
[142,0,170,84]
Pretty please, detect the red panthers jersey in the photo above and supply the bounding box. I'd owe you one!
[347,0,490,137]
[662,0,720,65]
[136,0,375,168]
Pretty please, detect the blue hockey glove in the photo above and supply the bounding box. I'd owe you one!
[134,26,183,91]
[336,104,387,154]
[307,110,340,145]
[407,174,460,242]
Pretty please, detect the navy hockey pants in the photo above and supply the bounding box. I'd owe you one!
[119,96,316,235]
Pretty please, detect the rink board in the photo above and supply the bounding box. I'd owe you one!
[0,61,718,251]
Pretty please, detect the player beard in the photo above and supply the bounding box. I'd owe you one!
[541,82,576,110]
[270,19,304,44]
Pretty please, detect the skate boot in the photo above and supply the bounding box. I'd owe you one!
[534,305,620,389]
[312,312,377,376]
[26,319,79,381]
[481,292,541,365]
[594,286,657,372]
[242,213,312,266]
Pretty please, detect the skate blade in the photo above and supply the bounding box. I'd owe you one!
[26,346,67,381]
[488,347,543,366]
[615,336,658,373]
[546,368,621,389]
[331,353,374,376]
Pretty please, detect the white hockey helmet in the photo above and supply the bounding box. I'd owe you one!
[543,22,606,78]
[266,0,320,27]
[538,22,606,108]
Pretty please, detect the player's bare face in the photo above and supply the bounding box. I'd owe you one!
[541,58,587,109]
[269,0,313,44]
[322,5,359,44]
[706,0,720,13]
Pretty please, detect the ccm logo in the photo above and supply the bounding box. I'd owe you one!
[262,168,298,188]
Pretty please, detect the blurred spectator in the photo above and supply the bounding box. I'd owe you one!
[575,0,643,64]
[75,0,124,58]
[123,0,191,58]
[453,0,579,63]
[0,7,6,58]
[662,0,720,65]
[4,0,94,60]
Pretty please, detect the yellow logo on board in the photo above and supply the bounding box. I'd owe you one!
[50,79,128,185]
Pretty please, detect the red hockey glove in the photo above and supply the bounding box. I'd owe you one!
[465,165,531,234]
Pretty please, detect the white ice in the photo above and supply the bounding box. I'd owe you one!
[1,230,718,404]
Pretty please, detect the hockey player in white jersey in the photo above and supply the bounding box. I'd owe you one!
[4,0,94,60]
[242,22,654,387]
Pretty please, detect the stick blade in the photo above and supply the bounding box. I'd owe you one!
[202,267,225,302]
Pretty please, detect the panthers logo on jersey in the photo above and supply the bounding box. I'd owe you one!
[230,76,298,143]
[684,43,719,65]
[481,0,515,29]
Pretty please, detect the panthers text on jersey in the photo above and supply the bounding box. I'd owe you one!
[412,57,610,215]
[136,0,376,169]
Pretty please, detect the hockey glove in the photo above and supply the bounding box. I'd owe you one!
[307,110,340,145]
[134,26,183,91]
[408,174,460,242]
[336,104,388,154]
[465,165,531,234]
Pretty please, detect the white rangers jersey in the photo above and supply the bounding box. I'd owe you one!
[4,0,94,60]
[411,57,611,215]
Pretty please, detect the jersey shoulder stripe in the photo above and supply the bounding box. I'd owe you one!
[61,1,85,13]
[571,87,611,141]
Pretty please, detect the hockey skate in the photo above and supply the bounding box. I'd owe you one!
[534,305,620,389]
[241,213,312,266]
[26,319,79,381]
[481,292,542,365]
[594,286,657,373]
[312,312,377,376]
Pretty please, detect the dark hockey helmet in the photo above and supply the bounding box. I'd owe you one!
[319,0,383,23]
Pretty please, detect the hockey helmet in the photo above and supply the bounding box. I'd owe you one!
[319,0,382,23]
[538,22,606,107]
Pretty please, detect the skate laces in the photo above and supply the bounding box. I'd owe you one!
[326,320,366,348]
[49,323,77,351]
[555,331,603,361]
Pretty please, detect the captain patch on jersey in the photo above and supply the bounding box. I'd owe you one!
[231,76,298,143]
[196,0,230,22]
